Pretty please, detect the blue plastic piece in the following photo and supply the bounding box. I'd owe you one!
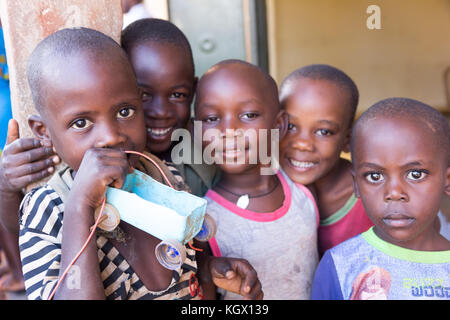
[104,169,207,245]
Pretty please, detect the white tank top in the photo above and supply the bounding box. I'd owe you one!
[205,170,319,300]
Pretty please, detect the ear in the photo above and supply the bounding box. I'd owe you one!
[28,114,52,148]
[189,76,199,104]
[445,166,450,196]
[351,168,361,198]
[274,109,289,140]
[342,127,352,153]
[192,76,198,93]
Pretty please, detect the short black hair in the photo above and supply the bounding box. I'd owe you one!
[196,59,280,112]
[27,27,129,114]
[121,18,194,74]
[351,97,450,164]
[280,64,359,126]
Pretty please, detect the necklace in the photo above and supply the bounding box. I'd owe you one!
[215,178,280,209]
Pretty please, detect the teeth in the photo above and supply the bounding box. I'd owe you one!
[289,159,316,168]
[148,127,172,136]
[225,149,242,154]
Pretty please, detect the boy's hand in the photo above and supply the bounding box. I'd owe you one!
[209,257,263,300]
[0,119,59,193]
[70,147,131,211]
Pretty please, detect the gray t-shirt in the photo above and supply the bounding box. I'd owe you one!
[205,170,319,299]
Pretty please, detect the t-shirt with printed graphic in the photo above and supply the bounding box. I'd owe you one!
[205,170,319,300]
[311,227,450,300]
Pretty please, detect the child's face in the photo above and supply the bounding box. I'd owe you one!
[40,52,146,172]
[279,78,352,185]
[195,65,282,174]
[352,116,450,246]
[128,42,195,155]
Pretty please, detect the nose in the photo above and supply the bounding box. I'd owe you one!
[144,96,171,119]
[94,121,126,149]
[384,177,408,202]
[292,133,314,152]
[215,114,237,137]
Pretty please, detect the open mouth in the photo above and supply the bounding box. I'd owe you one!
[222,148,245,158]
[288,158,318,170]
[147,127,173,138]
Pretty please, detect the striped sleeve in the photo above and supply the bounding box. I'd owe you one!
[19,185,64,300]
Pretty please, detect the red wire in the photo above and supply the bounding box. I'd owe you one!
[47,197,106,300]
[125,150,174,189]
[47,150,173,299]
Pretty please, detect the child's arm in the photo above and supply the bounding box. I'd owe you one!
[0,119,58,234]
[54,147,130,300]
[310,250,343,300]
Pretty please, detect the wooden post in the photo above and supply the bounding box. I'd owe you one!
[0,0,123,189]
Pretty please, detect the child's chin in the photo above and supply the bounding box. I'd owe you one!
[283,166,315,185]
[218,163,257,175]
[147,140,171,155]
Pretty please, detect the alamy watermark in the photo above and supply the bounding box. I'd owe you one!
[170,121,280,175]
[366,5,381,30]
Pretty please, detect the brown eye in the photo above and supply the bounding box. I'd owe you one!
[71,118,92,130]
[364,172,384,183]
[171,92,187,99]
[117,107,135,119]
[287,123,296,131]
[316,128,333,136]
[407,170,426,181]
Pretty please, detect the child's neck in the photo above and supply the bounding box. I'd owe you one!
[312,158,354,218]
[215,169,284,213]
[373,225,450,251]
[153,150,172,162]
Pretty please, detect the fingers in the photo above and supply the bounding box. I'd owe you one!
[209,257,263,300]
[7,156,57,178]
[7,166,55,188]
[5,119,19,145]
[78,148,130,190]
[234,264,259,299]
[209,257,233,279]
[3,137,44,156]
[4,144,57,167]
[230,259,263,300]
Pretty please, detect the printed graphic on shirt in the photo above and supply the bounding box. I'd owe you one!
[350,267,391,300]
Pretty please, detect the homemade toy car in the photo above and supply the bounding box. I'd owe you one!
[94,169,216,270]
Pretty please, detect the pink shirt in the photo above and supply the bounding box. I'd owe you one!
[318,194,373,256]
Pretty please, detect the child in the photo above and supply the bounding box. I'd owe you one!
[195,59,319,299]
[121,18,220,197]
[19,27,262,300]
[311,97,450,300]
[279,64,373,256]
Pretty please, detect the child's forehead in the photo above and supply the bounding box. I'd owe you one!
[284,77,348,101]
[202,64,272,96]
[283,78,353,124]
[355,115,441,160]
[41,50,137,109]
[130,41,194,76]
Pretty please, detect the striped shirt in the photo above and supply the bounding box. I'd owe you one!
[19,155,201,300]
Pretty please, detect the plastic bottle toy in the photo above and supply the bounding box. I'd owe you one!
[95,168,217,270]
